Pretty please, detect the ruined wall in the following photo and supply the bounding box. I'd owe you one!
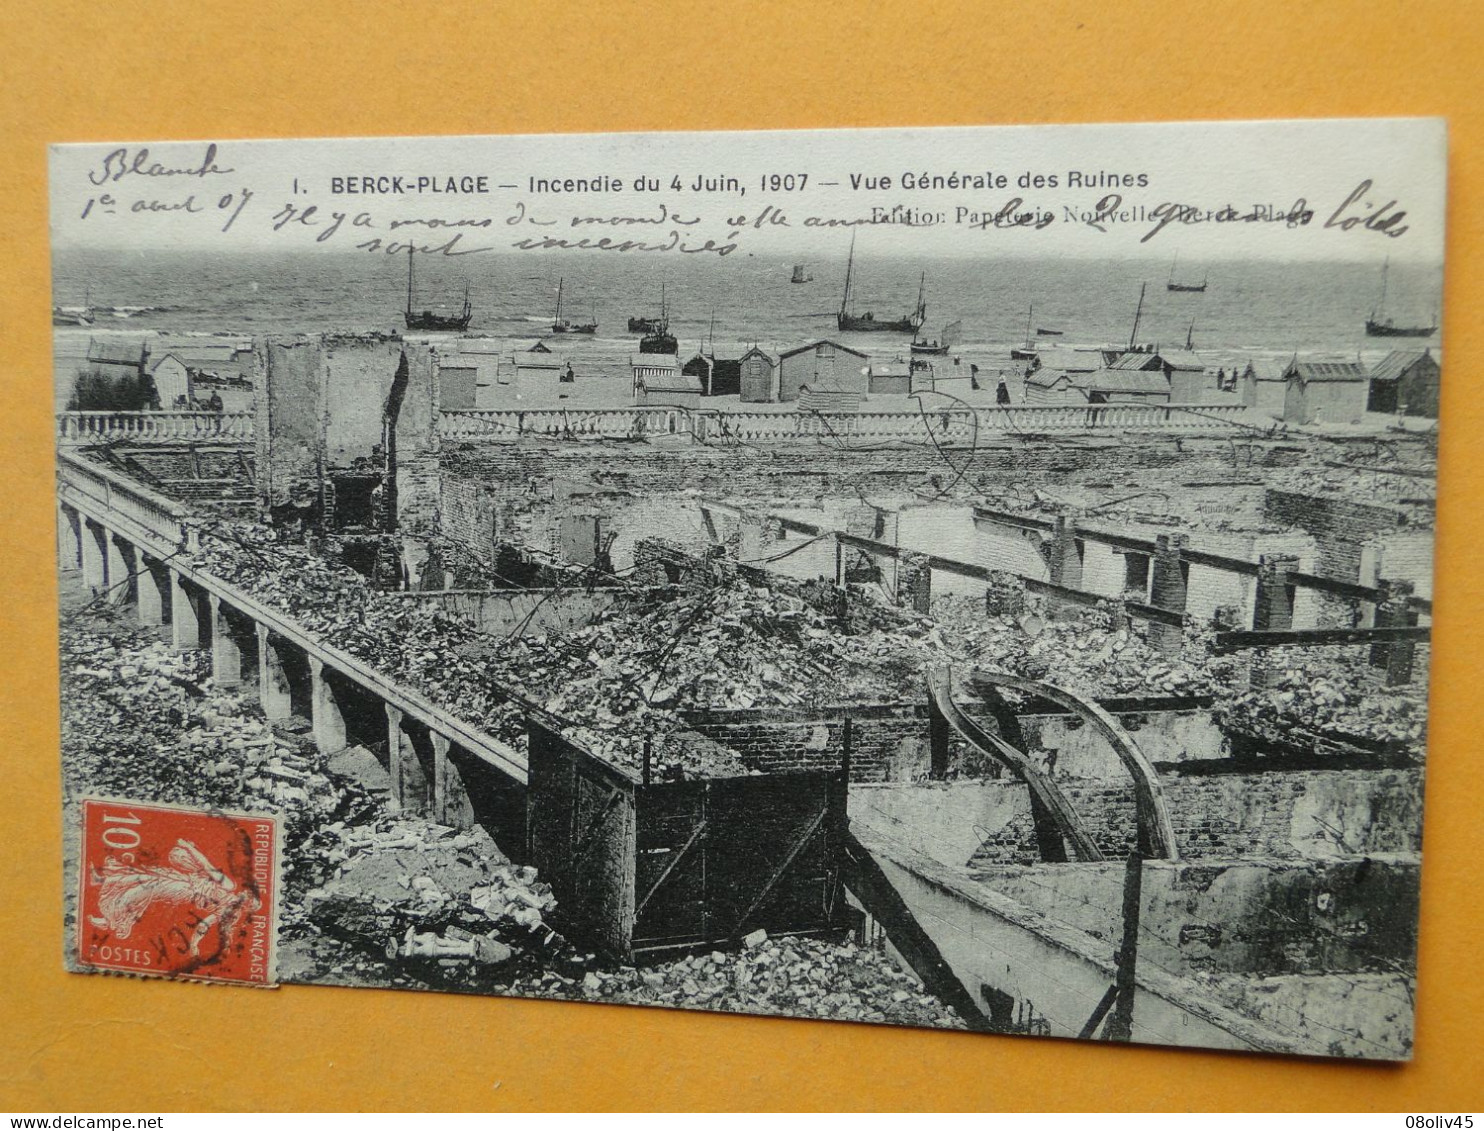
[1369,531,1436,600]
[1264,490,1413,580]
[256,337,321,511]
[975,858,1418,977]
[253,335,442,558]
[1019,710,1227,776]
[440,438,1290,515]
[852,768,1424,868]
[322,338,404,465]
[394,345,442,537]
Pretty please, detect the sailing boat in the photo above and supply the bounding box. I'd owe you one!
[837,233,924,333]
[551,278,597,334]
[912,317,959,356]
[1365,258,1436,338]
[1166,253,1207,293]
[628,282,668,334]
[1127,282,1149,351]
[403,245,472,332]
[52,286,95,327]
[790,264,813,284]
[638,283,677,354]
[1010,305,1037,360]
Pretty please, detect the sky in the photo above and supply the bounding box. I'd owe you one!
[49,119,1447,265]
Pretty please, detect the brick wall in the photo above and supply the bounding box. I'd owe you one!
[683,705,932,783]
[1264,489,1412,580]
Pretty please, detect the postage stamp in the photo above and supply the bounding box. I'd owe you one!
[77,798,278,985]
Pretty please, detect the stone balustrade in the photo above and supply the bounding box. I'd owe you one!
[57,449,195,550]
[438,402,1251,442]
[57,411,255,445]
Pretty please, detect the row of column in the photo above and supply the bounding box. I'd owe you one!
[59,500,478,825]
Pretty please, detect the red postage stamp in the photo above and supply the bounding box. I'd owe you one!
[77,798,278,985]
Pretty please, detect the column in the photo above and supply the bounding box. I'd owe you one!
[1357,540,1383,628]
[136,556,164,626]
[1370,580,1418,687]
[897,551,932,614]
[1252,554,1297,631]
[308,657,347,754]
[984,570,1027,617]
[431,732,475,830]
[81,519,106,594]
[57,504,81,571]
[1047,514,1083,589]
[400,725,435,816]
[385,704,405,811]
[170,568,201,651]
[208,595,242,686]
[1149,533,1189,656]
[104,529,130,604]
[256,625,292,720]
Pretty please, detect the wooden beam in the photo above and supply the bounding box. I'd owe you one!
[1104,852,1144,1042]
[1213,626,1431,651]
[1078,984,1121,1040]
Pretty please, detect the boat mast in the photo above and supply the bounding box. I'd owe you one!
[406,244,415,316]
[841,232,856,317]
[1129,282,1147,350]
[555,278,564,324]
[1374,257,1390,320]
[1024,303,1034,349]
[1169,252,1177,285]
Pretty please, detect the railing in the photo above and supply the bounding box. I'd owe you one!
[439,402,1252,443]
[58,411,256,445]
[57,449,194,549]
[57,452,525,780]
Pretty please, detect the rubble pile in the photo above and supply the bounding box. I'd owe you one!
[293,815,563,981]
[504,930,965,1030]
[59,595,568,986]
[903,596,1219,700]
[55,567,994,1025]
[191,523,911,777]
[188,516,1429,776]
[61,611,343,853]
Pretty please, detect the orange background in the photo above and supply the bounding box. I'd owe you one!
[2,0,1480,1112]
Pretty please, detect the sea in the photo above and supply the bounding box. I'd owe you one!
[50,247,1444,409]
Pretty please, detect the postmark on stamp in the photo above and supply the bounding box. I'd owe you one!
[77,798,279,985]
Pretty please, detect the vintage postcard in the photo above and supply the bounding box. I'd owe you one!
[52,119,1443,1058]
